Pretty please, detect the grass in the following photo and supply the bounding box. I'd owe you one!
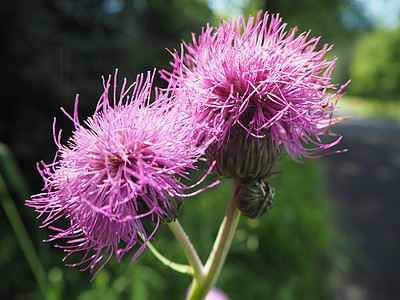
[339,95,400,124]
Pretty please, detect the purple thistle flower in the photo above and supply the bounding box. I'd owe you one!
[27,70,214,277]
[205,287,230,300]
[162,11,349,161]
[186,286,230,300]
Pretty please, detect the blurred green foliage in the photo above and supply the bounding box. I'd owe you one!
[350,28,400,100]
[0,0,213,189]
[178,159,348,300]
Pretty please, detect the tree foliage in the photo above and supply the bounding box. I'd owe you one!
[350,28,400,99]
[260,0,367,43]
[243,0,367,83]
[0,0,212,187]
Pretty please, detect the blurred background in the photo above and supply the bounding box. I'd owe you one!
[1,0,399,299]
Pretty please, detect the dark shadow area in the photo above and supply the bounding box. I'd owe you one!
[322,116,400,300]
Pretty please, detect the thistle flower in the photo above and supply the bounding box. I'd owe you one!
[205,287,230,300]
[186,286,230,300]
[162,11,349,166]
[27,71,214,276]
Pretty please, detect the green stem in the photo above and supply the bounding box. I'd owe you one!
[141,234,194,275]
[186,179,241,300]
[168,220,204,281]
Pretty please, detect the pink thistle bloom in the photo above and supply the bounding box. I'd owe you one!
[205,287,230,300]
[27,71,215,277]
[162,11,349,161]
[186,286,230,300]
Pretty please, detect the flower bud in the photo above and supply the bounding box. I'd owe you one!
[206,126,280,180]
[234,179,275,219]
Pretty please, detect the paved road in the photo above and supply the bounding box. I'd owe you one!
[321,116,400,300]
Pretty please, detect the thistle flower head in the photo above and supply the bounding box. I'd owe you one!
[163,11,349,162]
[27,70,213,276]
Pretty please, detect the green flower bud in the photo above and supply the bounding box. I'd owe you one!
[206,126,280,180]
[234,179,275,219]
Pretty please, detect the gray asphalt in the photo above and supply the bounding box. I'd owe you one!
[321,116,400,300]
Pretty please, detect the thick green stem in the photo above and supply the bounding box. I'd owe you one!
[186,179,241,300]
[168,220,204,281]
